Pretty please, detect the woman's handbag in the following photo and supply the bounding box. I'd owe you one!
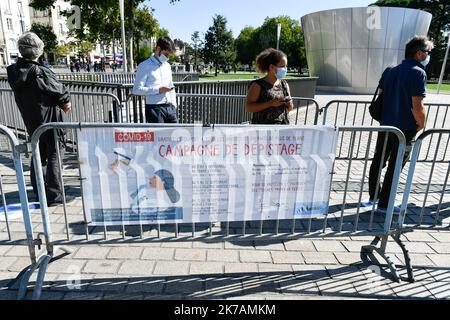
[281,80,291,125]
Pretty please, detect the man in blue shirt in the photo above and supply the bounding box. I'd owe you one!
[366,36,433,213]
[133,37,178,123]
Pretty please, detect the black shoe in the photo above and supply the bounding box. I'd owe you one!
[47,195,76,207]
[47,201,62,208]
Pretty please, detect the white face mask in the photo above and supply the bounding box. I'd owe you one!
[421,55,431,67]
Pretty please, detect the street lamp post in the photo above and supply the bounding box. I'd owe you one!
[437,33,450,95]
[276,23,281,50]
[119,0,128,73]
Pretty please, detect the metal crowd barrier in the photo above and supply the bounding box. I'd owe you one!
[399,129,450,231]
[0,88,122,136]
[0,88,26,139]
[52,72,200,84]
[322,100,450,130]
[125,94,320,125]
[0,125,39,299]
[321,100,450,160]
[14,122,412,300]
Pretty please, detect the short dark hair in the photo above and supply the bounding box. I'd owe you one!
[255,48,287,73]
[405,36,434,59]
[157,37,176,53]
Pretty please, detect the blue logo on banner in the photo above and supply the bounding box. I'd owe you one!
[294,202,328,218]
[91,207,184,224]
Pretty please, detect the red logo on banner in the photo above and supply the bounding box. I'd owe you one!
[115,131,155,143]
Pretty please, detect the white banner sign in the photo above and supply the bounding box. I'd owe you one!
[77,126,338,226]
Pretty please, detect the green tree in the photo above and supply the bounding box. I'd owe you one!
[29,0,180,70]
[134,6,159,63]
[136,46,152,65]
[253,16,306,69]
[191,31,203,71]
[373,0,450,78]
[29,23,58,55]
[55,44,73,58]
[235,26,257,66]
[202,15,236,76]
[157,28,170,39]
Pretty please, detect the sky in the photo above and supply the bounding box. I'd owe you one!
[146,0,374,42]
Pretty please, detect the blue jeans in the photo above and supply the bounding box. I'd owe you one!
[145,104,178,123]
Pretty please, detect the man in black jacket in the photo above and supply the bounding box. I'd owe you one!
[7,32,71,207]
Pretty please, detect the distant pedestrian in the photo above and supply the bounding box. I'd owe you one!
[75,61,80,72]
[245,48,293,125]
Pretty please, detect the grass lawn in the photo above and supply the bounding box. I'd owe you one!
[199,74,450,95]
[199,72,306,81]
[427,83,450,94]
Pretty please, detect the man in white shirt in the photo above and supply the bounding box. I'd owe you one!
[132,37,178,123]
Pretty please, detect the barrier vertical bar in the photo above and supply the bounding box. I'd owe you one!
[54,129,70,240]
[338,131,356,232]
[0,175,11,240]
[418,133,442,225]
[31,125,54,255]
[399,138,423,229]
[369,133,389,231]
[354,131,373,232]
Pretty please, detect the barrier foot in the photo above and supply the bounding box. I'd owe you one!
[361,235,401,283]
[392,232,415,283]
[16,253,50,300]
[31,255,52,300]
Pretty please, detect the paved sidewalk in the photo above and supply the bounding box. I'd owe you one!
[1,230,449,300]
[1,92,450,300]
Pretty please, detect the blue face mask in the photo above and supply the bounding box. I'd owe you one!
[158,52,168,64]
[276,67,287,79]
[421,55,431,67]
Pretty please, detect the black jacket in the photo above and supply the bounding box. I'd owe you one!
[7,58,70,136]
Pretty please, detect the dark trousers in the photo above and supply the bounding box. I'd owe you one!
[368,129,417,208]
[30,131,65,203]
[145,104,178,123]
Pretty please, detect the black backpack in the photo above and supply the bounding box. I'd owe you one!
[369,67,392,122]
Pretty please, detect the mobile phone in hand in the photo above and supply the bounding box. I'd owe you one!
[169,86,175,91]
[284,96,292,102]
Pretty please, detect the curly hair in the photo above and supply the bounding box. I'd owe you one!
[255,48,287,73]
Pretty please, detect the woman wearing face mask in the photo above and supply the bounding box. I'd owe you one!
[246,48,294,125]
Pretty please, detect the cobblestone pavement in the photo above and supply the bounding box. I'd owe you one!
[0,92,450,300]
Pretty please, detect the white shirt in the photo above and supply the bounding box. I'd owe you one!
[132,55,177,107]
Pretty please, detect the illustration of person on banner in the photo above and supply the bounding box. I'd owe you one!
[130,169,181,213]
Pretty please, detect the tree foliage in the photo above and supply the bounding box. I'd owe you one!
[374,0,450,77]
[235,16,306,69]
[55,44,72,58]
[235,26,257,66]
[29,23,58,54]
[190,31,203,70]
[202,15,236,75]
[29,0,179,69]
